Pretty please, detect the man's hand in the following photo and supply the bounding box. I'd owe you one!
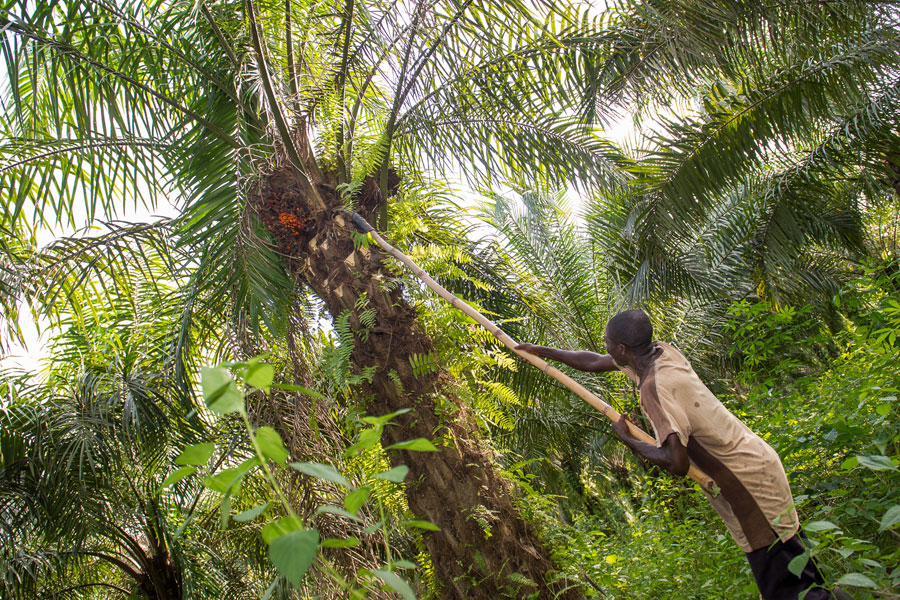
[610,415,689,477]
[514,343,546,356]
[611,413,635,440]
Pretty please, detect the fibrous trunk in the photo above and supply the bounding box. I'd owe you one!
[250,165,576,599]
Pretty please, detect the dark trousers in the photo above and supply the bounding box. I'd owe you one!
[746,535,849,600]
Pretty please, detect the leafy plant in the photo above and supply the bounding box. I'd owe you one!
[163,358,441,598]
[733,259,900,597]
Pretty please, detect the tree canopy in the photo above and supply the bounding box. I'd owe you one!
[1,0,899,598]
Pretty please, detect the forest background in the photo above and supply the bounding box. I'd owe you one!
[0,0,898,598]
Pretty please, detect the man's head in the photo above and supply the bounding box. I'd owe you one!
[605,309,653,364]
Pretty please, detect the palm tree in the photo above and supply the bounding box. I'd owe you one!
[404,0,900,533]
[581,0,900,309]
[0,227,420,599]
[7,1,897,596]
[0,262,258,599]
[459,0,900,370]
[0,0,625,596]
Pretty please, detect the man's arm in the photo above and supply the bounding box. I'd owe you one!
[611,415,690,476]
[514,343,617,372]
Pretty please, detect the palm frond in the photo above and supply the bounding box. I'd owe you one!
[637,28,900,218]
[583,0,899,121]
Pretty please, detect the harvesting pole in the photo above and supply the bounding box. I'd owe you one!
[347,211,717,493]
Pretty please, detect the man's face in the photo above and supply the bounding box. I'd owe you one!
[604,328,627,364]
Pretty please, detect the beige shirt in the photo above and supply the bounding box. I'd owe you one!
[616,342,799,551]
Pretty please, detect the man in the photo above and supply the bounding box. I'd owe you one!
[516,309,846,600]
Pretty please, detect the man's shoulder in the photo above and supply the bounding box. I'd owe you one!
[651,344,720,408]
[655,341,690,363]
[653,342,693,374]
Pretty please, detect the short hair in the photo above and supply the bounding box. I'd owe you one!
[606,309,653,349]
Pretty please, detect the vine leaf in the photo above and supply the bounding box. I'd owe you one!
[268,529,320,586]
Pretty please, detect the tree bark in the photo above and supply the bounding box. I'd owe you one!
[251,165,578,599]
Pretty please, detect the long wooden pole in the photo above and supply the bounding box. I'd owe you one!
[347,212,717,493]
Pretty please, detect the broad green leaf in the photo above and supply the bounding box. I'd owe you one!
[344,486,371,515]
[361,408,411,426]
[840,456,858,470]
[246,362,274,392]
[879,505,900,531]
[234,503,269,522]
[160,466,196,489]
[373,569,416,600]
[255,427,289,463]
[201,367,244,415]
[849,542,878,551]
[804,521,838,532]
[374,466,409,483]
[860,558,883,568]
[393,560,418,569]
[290,462,351,488]
[262,516,305,545]
[834,573,877,588]
[363,520,385,534]
[344,427,382,457]
[876,403,891,417]
[385,438,439,452]
[315,505,362,522]
[321,537,361,548]
[269,529,319,586]
[787,551,810,577]
[856,455,896,471]
[202,458,261,495]
[176,442,215,466]
[203,469,243,496]
[401,519,440,531]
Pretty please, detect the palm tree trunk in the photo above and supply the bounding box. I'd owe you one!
[252,165,578,599]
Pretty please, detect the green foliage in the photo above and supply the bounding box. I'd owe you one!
[506,455,750,598]
[0,272,259,599]
[167,359,443,597]
[722,259,900,597]
[321,311,378,397]
[2,0,899,597]
[474,259,900,598]
[408,352,439,379]
[269,529,320,586]
[724,300,831,389]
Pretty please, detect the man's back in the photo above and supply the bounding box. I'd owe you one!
[619,342,799,551]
